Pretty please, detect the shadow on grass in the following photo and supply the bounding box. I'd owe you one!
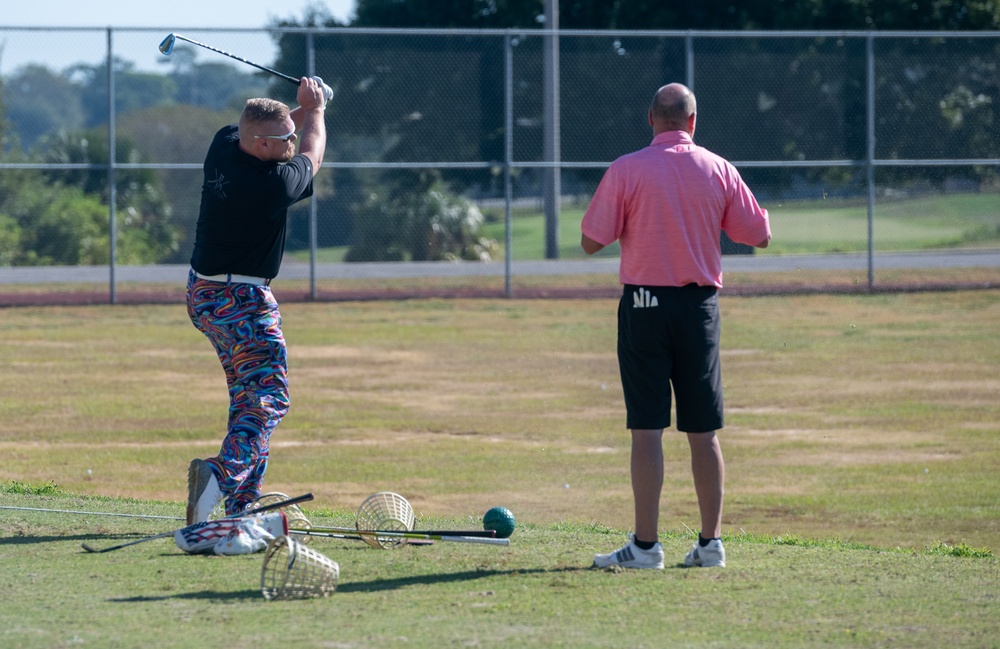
[105,567,593,603]
[111,590,261,602]
[337,566,588,593]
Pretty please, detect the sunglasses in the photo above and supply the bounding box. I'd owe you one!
[254,129,297,142]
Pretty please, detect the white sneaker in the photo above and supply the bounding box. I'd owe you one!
[186,459,222,525]
[593,533,664,569]
[684,538,726,567]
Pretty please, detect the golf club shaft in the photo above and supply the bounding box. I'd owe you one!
[290,530,368,542]
[414,530,496,538]
[250,492,314,512]
[286,524,494,538]
[162,33,300,86]
[81,492,313,553]
[290,530,435,545]
[286,528,491,538]
[0,505,183,521]
[81,530,177,553]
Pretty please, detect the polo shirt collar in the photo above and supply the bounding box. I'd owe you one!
[650,130,693,147]
[234,139,273,168]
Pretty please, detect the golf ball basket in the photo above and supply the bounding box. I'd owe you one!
[260,535,339,600]
[355,491,415,549]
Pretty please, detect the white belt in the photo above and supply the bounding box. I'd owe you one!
[194,271,271,285]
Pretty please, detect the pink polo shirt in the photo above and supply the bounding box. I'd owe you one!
[581,131,770,288]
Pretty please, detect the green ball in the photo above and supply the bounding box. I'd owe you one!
[482,506,516,539]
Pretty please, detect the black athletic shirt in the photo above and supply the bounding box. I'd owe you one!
[189,124,314,279]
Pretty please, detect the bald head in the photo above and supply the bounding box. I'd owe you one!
[649,83,697,135]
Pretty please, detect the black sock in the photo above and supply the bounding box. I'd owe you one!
[634,538,657,550]
[698,535,718,547]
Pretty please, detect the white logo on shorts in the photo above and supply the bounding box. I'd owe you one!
[633,288,658,308]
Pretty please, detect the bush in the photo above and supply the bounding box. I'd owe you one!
[346,188,500,263]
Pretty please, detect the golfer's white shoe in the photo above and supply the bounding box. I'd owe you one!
[593,533,664,569]
[684,538,726,567]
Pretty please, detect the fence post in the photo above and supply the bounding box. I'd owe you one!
[543,1,560,259]
[685,31,694,90]
[865,31,876,290]
[107,28,118,305]
[504,32,514,298]
[307,31,318,300]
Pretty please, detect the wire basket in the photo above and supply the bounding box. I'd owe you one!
[261,536,339,600]
[251,492,312,544]
[355,491,415,549]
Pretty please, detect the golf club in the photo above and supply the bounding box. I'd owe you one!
[159,33,299,86]
[290,525,510,546]
[81,492,313,554]
[287,529,434,545]
[414,529,496,538]
[291,526,495,538]
[158,33,333,101]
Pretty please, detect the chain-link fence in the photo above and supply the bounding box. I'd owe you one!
[1,27,998,304]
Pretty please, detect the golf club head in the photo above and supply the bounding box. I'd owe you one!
[158,34,177,55]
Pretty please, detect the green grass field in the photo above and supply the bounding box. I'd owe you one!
[2,291,999,647]
[287,193,1000,262]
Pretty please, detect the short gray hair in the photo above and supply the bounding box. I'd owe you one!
[239,98,290,134]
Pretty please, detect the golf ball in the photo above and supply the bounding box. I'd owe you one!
[482,506,516,539]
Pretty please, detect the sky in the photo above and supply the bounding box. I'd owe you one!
[2,0,356,28]
[1,0,357,74]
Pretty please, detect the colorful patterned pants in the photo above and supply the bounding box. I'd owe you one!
[186,270,289,515]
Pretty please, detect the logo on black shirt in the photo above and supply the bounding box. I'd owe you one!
[206,169,229,200]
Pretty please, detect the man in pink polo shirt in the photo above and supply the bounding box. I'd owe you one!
[584,83,771,569]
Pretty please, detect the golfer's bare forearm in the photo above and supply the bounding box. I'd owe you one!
[297,108,327,173]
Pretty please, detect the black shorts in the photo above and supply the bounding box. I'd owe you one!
[617,284,724,433]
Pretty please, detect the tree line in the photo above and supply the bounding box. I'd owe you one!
[1,0,997,266]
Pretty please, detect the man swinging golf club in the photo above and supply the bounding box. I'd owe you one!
[185,77,328,524]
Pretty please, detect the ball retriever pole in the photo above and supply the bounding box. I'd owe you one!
[289,526,510,546]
